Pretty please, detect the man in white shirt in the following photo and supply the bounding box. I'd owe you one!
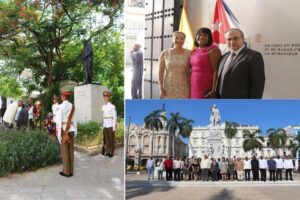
[259,156,268,181]
[201,155,211,181]
[283,156,294,181]
[102,90,117,158]
[56,91,77,177]
[274,155,284,181]
[146,157,155,181]
[243,156,251,181]
[173,157,182,181]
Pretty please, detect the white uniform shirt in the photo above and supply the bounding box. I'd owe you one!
[102,102,117,131]
[274,158,284,169]
[28,106,33,120]
[243,159,252,170]
[283,159,294,169]
[52,103,60,123]
[56,100,77,144]
[259,159,268,169]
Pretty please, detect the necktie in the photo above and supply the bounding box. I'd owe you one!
[220,52,236,94]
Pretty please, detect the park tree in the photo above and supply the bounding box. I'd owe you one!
[0,0,124,115]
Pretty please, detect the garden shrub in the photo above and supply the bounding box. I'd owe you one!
[0,129,61,177]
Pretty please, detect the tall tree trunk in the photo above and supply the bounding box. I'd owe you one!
[46,49,53,88]
[173,133,175,158]
[151,130,154,157]
[229,139,232,158]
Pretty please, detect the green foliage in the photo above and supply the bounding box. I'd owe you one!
[0,0,124,117]
[0,129,61,177]
[77,121,102,139]
[242,129,265,152]
[0,74,23,98]
[115,118,124,143]
[75,119,123,147]
[267,128,287,150]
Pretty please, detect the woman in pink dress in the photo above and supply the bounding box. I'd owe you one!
[190,28,221,99]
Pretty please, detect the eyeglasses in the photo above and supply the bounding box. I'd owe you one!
[103,95,110,97]
[226,37,242,42]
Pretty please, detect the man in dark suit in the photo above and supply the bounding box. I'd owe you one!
[216,28,265,98]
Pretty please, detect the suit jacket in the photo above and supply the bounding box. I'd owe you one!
[216,47,265,98]
[16,107,28,127]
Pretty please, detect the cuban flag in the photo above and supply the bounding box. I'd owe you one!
[212,0,248,54]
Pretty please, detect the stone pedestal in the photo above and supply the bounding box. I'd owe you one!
[74,84,107,124]
[206,126,224,158]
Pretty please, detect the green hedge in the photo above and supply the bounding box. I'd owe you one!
[75,119,124,147]
[115,118,124,144]
[0,130,61,177]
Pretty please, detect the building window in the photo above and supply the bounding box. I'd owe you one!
[143,135,150,155]
[235,139,239,145]
[163,137,167,154]
[193,138,197,144]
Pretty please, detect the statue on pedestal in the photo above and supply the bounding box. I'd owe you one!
[82,39,93,84]
[210,104,221,126]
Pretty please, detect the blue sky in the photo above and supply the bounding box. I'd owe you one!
[125,100,300,135]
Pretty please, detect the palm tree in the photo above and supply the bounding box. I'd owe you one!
[144,109,167,156]
[267,128,287,155]
[242,129,265,155]
[224,121,238,158]
[166,112,194,157]
[180,119,194,138]
[288,133,300,172]
[166,112,184,157]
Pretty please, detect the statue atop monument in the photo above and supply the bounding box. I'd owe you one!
[82,39,93,84]
[210,104,221,126]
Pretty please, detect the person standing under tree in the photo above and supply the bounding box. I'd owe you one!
[102,90,118,157]
[56,91,77,177]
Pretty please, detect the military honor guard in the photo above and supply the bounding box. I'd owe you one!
[56,91,77,177]
[102,90,117,158]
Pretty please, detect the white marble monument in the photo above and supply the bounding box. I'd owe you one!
[74,84,107,124]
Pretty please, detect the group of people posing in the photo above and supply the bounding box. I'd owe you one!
[146,155,295,182]
[158,28,265,99]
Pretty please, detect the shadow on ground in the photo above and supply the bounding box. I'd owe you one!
[208,188,239,200]
[126,180,174,199]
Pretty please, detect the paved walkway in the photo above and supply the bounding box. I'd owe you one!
[126,173,300,200]
[0,148,124,200]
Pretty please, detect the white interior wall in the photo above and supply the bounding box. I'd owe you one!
[187,0,300,98]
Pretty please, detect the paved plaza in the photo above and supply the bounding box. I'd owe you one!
[0,148,124,200]
[126,173,300,200]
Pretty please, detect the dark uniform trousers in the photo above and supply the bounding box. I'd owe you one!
[104,127,115,155]
[61,132,74,174]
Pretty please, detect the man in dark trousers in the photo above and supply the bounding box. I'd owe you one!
[164,156,173,181]
[56,91,77,177]
[15,100,28,130]
[102,90,117,157]
[251,156,259,181]
[216,28,265,98]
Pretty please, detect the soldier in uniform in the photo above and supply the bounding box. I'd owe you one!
[102,90,117,157]
[56,91,77,177]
